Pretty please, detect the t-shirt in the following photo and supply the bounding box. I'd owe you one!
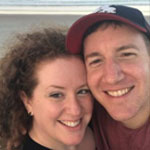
[92,101,150,150]
[23,134,52,150]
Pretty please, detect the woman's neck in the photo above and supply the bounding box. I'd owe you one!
[53,127,95,150]
[29,126,95,150]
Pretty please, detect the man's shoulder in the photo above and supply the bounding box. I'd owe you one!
[94,100,109,116]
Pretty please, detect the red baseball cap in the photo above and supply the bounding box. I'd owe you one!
[66,5,150,54]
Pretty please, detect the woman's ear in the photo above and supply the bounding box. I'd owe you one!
[20,91,33,116]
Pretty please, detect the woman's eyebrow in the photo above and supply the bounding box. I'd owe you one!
[47,85,64,90]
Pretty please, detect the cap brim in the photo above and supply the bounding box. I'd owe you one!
[66,13,147,54]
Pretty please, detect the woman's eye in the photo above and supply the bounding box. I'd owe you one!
[77,89,91,95]
[49,93,63,98]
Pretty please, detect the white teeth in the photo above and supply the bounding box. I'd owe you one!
[60,120,80,127]
[107,88,129,97]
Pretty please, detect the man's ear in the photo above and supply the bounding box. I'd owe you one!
[20,91,33,115]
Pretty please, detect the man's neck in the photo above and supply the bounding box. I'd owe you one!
[122,102,150,129]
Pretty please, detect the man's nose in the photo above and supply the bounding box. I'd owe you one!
[102,59,124,84]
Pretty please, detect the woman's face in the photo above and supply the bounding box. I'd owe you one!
[23,57,93,149]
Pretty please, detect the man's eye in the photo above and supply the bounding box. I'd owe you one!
[88,59,102,66]
[120,52,137,58]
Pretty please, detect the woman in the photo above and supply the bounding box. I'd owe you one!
[0,28,95,150]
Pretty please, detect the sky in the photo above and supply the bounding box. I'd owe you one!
[0,0,149,6]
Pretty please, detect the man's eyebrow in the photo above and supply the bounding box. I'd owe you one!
[117,44,139,52]
[85,52,101,61]
[85,44,139,60]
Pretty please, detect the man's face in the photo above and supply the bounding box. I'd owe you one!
[84,24,150,128]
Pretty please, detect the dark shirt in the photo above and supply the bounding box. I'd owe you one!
[23,134,52,150]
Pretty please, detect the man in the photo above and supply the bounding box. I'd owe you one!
[66,5,150,150]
